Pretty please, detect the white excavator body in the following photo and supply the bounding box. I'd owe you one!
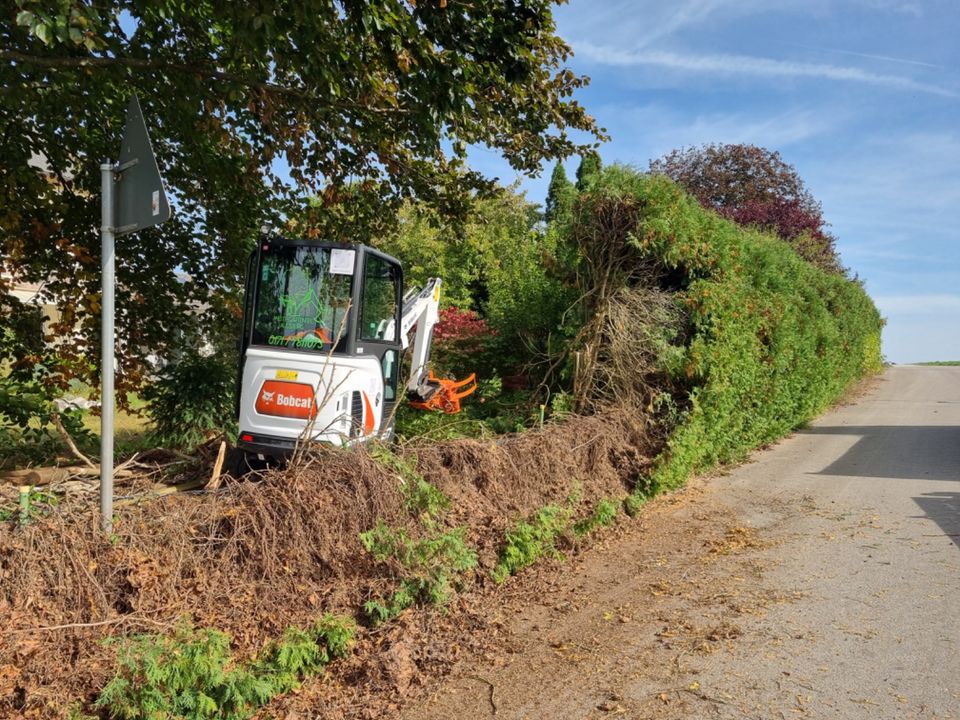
[234,236,472,461]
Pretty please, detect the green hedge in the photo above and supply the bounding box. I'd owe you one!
[579,168,883,490]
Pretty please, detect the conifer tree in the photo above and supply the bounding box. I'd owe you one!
[575,152,602,190]
[544,162,574,224]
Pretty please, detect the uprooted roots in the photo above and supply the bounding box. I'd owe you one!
[0,409,659,715]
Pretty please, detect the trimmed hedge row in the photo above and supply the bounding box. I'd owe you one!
[577,168,883,491]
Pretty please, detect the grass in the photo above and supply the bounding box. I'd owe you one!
[80,399,151,456]
[916,360,960,366]
[1,392,151,470]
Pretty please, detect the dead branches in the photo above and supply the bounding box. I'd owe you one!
[50,413,97,471]
[567,193,683,413]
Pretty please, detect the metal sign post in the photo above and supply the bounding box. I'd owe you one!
[100,161,116,532]
[99,95,170,532]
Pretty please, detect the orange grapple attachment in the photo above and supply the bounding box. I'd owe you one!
[409,372,478,414]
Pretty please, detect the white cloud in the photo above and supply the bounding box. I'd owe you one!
[592,103,835,161]
[874,294,960,315]
[556,0,822,49]
[625,0,730,49]
[792,43,941,69]
[572,42,956,97]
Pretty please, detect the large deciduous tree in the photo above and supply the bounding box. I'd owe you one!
[649,144,843,273]
[1,0,603,403]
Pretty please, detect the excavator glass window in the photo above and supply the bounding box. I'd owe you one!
[359,255,400,342]
[251,245,353,352]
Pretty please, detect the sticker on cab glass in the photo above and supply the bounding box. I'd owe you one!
[329,248,355,275]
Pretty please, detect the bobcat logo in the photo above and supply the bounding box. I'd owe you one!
[261,390,275,403]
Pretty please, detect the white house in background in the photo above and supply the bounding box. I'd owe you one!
[3,274,61,332]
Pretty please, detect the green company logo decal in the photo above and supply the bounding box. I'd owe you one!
[279,287,319,315]
[274,287,331,331]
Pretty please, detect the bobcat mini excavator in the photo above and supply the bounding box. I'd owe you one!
[232,236,476,466]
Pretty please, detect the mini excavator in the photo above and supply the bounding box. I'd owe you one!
[233,236,476,463]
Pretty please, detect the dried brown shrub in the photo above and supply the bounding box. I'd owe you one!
[414,409,656,566]
[568,191,684,413]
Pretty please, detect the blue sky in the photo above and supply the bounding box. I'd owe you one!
[468,0,960,363]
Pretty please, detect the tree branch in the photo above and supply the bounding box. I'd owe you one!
[51,412,97,470]
[0,49,400,113]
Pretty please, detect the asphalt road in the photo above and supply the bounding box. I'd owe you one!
[405,365,960,719]
[688,364,960,718]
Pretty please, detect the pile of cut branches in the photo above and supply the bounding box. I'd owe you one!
[0,409,659,717]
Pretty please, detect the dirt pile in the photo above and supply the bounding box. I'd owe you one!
[416,409,656,566]
[0,409,660,717]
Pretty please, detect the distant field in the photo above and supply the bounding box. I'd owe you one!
[917,361,960,366]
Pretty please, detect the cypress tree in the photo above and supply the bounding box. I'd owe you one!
[575,152,602,191]
[544,162,574,224]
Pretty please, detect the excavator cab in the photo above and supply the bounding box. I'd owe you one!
[234,236,474,460]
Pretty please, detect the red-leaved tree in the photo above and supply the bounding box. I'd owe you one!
[431,307,497,380]
[650,144,843,274]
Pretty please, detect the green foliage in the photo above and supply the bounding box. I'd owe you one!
[575,152,602,191]
[97,623,261,720]
[623,491,649,518]
[573,168,883,491]
[144,351,237,450]
[360,522,477,624]
[369,444,448,519]
[393,382,539,441]
[0,486,59,525]
[4,0,602,419]
[492,504,574,583]
[573,498,620,537]
[0,303,94,463]
[545,162,575,225]
[484,220,574,374]
[373,189,574,376]
[549,390,575,416]
[95,615,355,720]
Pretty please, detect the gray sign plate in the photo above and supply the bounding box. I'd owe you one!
[115,94,170,235]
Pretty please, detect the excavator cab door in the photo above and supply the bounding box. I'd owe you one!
[356,252,403,435]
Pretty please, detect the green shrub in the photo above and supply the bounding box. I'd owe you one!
[95,615,355,720]
[0,367,93,467]
[571,168,883,490]
[623,490,649,518]
[369,445,448,519]
[360,522,477,624]
[573,498,620,537]
[144,351,237,450]
[492,504,573,583]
